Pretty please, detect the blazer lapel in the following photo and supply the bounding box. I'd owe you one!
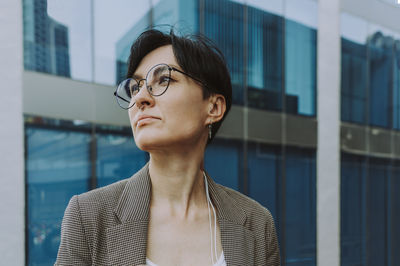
[206,174,256,266]
[105,165,255,266]
[106,163,151,266]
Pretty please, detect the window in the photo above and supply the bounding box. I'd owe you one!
[341,13,400,129]
[341,153,400,266]
[340,13,368,124]
[340,153,366,266]
[25,118,148,265]
[247,6,283,111]
[247,142,280,218]
[96,132,147,187]
[204,138,242,190]
[390,163,400,265]
[368,32,393,128]
[341,38,367,123]
[285,148,316,266]
[203,0,245,105]
[26,126,91,265]
[284,0,317,116]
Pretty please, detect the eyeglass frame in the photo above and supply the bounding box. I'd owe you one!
[114,63,212,110]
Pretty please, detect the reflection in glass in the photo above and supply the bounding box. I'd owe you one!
[367,159,389,266]
[390,163,400,266]
[341,37,367,124]
[204,138,241,190]
[393,40,400,129]
[26,127,91,265]
[284,0,317,116]
[247,6,283,111]
[340,153,366,266]
[23,0,71,77]
[115,0,197,85]
[247,143,280,219]
[246,0,283,15]
[203,0,245,106]
[368,31,393,128]
[95,0,151,85]
[285,148,316,266]
[341,154,400,266]
[285,19,316,116]
[341,13,400,129]
[23,0,93,81]
[96,133,147,187]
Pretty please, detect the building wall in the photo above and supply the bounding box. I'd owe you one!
[317,0,341,265]
[0,0,25,265]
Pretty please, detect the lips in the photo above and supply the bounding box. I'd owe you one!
[134,114,160,127]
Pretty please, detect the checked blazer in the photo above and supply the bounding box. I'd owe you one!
[55,163,281,266]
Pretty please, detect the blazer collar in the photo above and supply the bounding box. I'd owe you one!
[113,163,247,226]
[107,163,254,266]
[113,163,151,223]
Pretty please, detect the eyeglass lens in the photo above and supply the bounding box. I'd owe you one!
[115,64,171,109]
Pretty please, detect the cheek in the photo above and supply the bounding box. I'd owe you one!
[165,101,207,132]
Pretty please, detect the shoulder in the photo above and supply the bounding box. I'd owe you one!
[214,183,281,264]
[215,184,275,231]
[73,178,130,216]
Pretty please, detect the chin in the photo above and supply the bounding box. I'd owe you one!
[134,134,167,151]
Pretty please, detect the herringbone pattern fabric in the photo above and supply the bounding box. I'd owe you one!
[55,163,280,265]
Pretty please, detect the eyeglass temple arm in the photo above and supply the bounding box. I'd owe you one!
[114,91,131,104]
[170,67,211,90]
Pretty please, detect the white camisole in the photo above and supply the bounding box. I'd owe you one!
[145,251,227,266]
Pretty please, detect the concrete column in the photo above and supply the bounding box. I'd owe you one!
[317,0,341,265]
[0,0,25,265]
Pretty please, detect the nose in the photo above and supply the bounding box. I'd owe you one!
[134,80,155,109]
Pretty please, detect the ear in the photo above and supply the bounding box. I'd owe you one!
[207,94,226,124]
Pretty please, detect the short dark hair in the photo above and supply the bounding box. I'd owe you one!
[126,29,232,144]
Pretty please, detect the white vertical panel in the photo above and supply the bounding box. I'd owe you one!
[317,0,341,265]
[0,0,25,265]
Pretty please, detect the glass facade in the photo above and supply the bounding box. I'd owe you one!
[23,0,150,84]
[26,123,92,265]
[341,13,400,129]
[23,0,317,116]
[341,153,400,266]
[340,13,400,265]
[96,132,148,187]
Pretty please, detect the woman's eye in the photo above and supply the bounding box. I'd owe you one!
[158,76,171,85]
[131,84,140,95]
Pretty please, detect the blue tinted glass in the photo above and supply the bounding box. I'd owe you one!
[247,143,280,218]
[390,163,400,266]
[26,127,91,265]
[204,139,241,190]
[203,0,245,105]
[341,38,367,124]
[340,153,366,266]
[23,0,93,81]
[368,32,393,128]
[247,7,283,111]
[285,148,316,266]
[367,159,389,266]
[393,45,400,129]
[96,133,147,187]
[285,19,316,116]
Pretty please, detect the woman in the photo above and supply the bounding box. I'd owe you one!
[55,29,280,266]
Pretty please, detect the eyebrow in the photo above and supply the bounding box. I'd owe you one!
[132,73,142,80]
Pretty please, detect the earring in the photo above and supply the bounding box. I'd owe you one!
[208,124,212,140]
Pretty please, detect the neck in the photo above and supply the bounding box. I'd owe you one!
[148,144,208,220]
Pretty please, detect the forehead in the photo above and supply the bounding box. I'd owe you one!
[134,45,177,77]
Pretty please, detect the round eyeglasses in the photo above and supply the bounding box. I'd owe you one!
[114,63,209,109]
